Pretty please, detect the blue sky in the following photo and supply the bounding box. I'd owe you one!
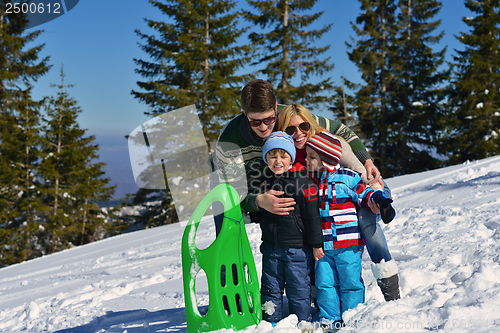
[28,0,472,199]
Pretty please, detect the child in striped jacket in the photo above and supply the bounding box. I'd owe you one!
[304,131,395,328]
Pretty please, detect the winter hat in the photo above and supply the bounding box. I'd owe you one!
[306,131,342,171]
[262,131,296,163]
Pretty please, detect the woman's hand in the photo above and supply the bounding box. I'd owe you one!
[313,247,324,261]
[256,190,295,215]
[364,159,384,187]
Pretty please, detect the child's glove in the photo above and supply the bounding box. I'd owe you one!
[371,190,393,205]
[371,190,396,224]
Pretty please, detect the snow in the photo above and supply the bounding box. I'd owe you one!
[1,156,500,332]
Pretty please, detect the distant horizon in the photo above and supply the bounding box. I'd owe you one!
[96,134,139,200]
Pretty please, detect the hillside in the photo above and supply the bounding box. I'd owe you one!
[1,156,500,332]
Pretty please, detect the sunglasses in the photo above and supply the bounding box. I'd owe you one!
[285,122,311,135]
[247,116,276,127]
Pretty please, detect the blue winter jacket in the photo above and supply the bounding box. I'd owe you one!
[315,167,374,251]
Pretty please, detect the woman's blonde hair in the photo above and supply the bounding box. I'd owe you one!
[277,104,326,135]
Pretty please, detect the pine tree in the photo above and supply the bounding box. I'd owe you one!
[130,0,252,226]
[0,83,47,264]
[442,0,500,164]
[73,136,116,244]
[347,0,448,177]
[328,75,358,129]
[0,2,49,112]
[347,0,398,174]
[133,0,252,140]
[244,0,334,107]
[387,0,449,175]
[40,67,115,252]
[0,3,50,266]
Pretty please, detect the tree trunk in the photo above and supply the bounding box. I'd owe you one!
[203,6,210,131]
[281,0,289,104]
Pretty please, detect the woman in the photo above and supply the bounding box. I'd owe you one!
[277,104,400,302]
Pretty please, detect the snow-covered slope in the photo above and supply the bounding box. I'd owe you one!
[1,156,500,333]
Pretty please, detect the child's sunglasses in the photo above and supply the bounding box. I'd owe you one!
[248,116,276,127]
[285,122,311,135]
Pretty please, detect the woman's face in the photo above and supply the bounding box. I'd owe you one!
[286,115,311,150]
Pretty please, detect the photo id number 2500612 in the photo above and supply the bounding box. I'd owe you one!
[5,2,61,14]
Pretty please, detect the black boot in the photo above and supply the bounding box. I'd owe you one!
[377,274,400,301]
[371,259,401,302]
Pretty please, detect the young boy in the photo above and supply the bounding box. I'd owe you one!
[257,131,324,325]
[304,132,395,329]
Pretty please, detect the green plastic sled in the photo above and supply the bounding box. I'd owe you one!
[182,183,261,333]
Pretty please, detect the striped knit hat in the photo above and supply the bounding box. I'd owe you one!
[262,131,296,163]
[306,132,342,171]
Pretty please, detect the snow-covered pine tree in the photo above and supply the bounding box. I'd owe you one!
[442,0,500,164]
[0,2,50,266]
[0,84,47,264]
[73,136,116,244]
[40,67,115,252]
[244,0,334,107]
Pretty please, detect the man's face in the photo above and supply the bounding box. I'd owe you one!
[245,108,276,139]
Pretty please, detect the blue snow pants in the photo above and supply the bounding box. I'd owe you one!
[315,246,365,322]
[358,180,393,264]
[260,242,313,323]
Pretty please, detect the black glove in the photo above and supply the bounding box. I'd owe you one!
[370,191,396,224]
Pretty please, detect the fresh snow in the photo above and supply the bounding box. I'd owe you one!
[1,156,500,332]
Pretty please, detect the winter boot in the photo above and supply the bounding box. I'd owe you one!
[371,259,400,301]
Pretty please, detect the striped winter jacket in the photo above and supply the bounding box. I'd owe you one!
[315,167,374,250]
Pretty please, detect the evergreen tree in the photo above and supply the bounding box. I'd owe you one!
[442,0,500,164]
[133,0,252,140]
[117,188,177,229]
[40,67,115,252]
[388,0,449,175]
[0,2,49,112]
[347,0,398,174]
[0,83,47,264]
[130,0,252,226]
[73,136,117,243]
[0,3,50,266]
[328,75,358,129]
[348,0,448,177]
[244,0,334,107]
